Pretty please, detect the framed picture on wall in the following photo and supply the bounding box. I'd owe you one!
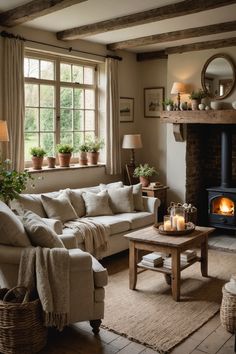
[120,97,134,122]
[144,87,164,118]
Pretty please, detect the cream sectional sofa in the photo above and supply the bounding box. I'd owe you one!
[14,183,160,258]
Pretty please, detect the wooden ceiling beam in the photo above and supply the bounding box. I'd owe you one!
[137,37,236,61]
[108,21,236,51]
[57,0,236,40]
[0,0,88,27]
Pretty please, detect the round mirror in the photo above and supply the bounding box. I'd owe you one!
[201,54,235,100]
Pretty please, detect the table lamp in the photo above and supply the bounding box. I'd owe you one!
[0,120,9,162]
[122,134,142,166]
[171,82,187,110]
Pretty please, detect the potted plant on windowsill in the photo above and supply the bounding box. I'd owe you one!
[87,137,104,165]
[133,163,158,187]
[78,143,88,166]
[30,147,46,170]
[56,144,74,167]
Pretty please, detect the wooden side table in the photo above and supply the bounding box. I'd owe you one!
[142,185,169,221]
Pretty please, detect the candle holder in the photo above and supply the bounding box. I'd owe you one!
[170,206,185,231]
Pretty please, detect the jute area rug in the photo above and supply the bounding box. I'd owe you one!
[101,249,236,354]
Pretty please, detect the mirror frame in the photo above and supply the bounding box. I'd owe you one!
[201,53,236,100]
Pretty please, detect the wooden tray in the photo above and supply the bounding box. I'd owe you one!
[155,222,195,236]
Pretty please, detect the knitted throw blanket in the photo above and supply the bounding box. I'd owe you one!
[18,247,70,331]
[64,218,109,258]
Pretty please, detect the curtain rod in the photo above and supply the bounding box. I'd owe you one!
[0,30,122,61]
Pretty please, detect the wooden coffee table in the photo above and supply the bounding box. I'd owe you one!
[124,225,215,301]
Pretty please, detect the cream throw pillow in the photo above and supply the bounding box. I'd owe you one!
[132,183,144,211]
[23,210,64,248]
[66,189,86,217]
[0,201,31,247]
[99,181,123,190]
[108,186,134,214]
[82,190,113,216]
[41,192,77,222]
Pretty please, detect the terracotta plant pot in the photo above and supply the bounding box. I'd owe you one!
[87,152,99,165]
[191,99,200,111]
[47,156,56,168]
[79,151,88,165]
[139,176,150,187]
[32,156,44,170]
[58,153,71,167]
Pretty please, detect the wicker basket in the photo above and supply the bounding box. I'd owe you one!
[220,285,236,334]
[0,286,48,354]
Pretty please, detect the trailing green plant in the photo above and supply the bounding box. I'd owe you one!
[163,98,174,106]
[133,164,158,178]
[189,89,206,100]
[78,143,89,152]
[30,146,46,158]
[0,159,32,204]
[56,144,74,154]
[86,137,105,153]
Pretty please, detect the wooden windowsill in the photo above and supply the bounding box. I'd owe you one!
[26,163,105,174]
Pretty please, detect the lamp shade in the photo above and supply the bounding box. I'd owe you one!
[122,134,142,149]
[171,82,187,95]
[0,120,9,142]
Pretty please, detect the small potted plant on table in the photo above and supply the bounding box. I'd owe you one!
[133,163,158,187]
[30,147,46,170]
[78,143,88,165]
[56,144,73,167]
[87,137,104,165]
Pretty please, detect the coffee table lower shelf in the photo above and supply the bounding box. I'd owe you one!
[137,256,201,274]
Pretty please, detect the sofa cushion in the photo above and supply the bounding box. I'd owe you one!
[132,183,144,211]
[41,192,77,222]
[0,201,31,247]
[99,181,123,190]
[86,215,130,235]
[82,190,113,217]
[23,210,64,248]
[108,186,134,214]
[66,189,86,217]
[116,212,154,229]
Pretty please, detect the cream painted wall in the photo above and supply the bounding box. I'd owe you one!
[138,59,167,184]
[0,25,140,191]
[166,46,236,203]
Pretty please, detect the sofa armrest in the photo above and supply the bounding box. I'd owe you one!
[42,218,63,234]
[59,233,77,249]
[142,196,160,223]
[91,257,108,288]
[0,245,32,265]
[68,249,92,271]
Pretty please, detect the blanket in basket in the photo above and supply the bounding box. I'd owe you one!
[18,247,69,331]
[64,218,109,257]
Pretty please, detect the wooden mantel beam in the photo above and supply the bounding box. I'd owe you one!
[0,0,87,27]
[107,21,236,51]
[137,37,236,61]
[57,0,236,40]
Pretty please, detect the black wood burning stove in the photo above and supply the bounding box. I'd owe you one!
[207,127,236,230]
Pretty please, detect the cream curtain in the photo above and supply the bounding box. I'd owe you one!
[105,58,121,175]
[3,37,25,171]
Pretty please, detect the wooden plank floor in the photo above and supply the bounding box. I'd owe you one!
[40,313,234,354]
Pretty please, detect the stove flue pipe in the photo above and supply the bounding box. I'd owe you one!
[221,127,232,188]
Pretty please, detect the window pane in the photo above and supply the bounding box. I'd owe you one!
[41,133,54,156]
[60,109,73,131]
[60,87,73,108]
[74,110,84,131]
[84,67,94,84]
[40,85,54,107]
[85,89,95,109]
[85,110,95,131]
[60,132,73,145]
[25,108,38,132]
[24,58,39,78]
[25,84,39,107]
[40,108,54,131]
[74,89,84,109]
[25,133,39,160]
[60,63,71,82]
[74,132,83,152]
[72,65,83,83]
[85,131,95,141]
[40,60,54,80]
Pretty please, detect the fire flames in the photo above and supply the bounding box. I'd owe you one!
[214,197,234,215]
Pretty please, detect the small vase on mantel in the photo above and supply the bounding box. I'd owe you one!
[191,99,200,111]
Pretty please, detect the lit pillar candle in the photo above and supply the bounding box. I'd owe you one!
[172,215,179,230]
[164,220,172,231]
[177,216,185,231]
